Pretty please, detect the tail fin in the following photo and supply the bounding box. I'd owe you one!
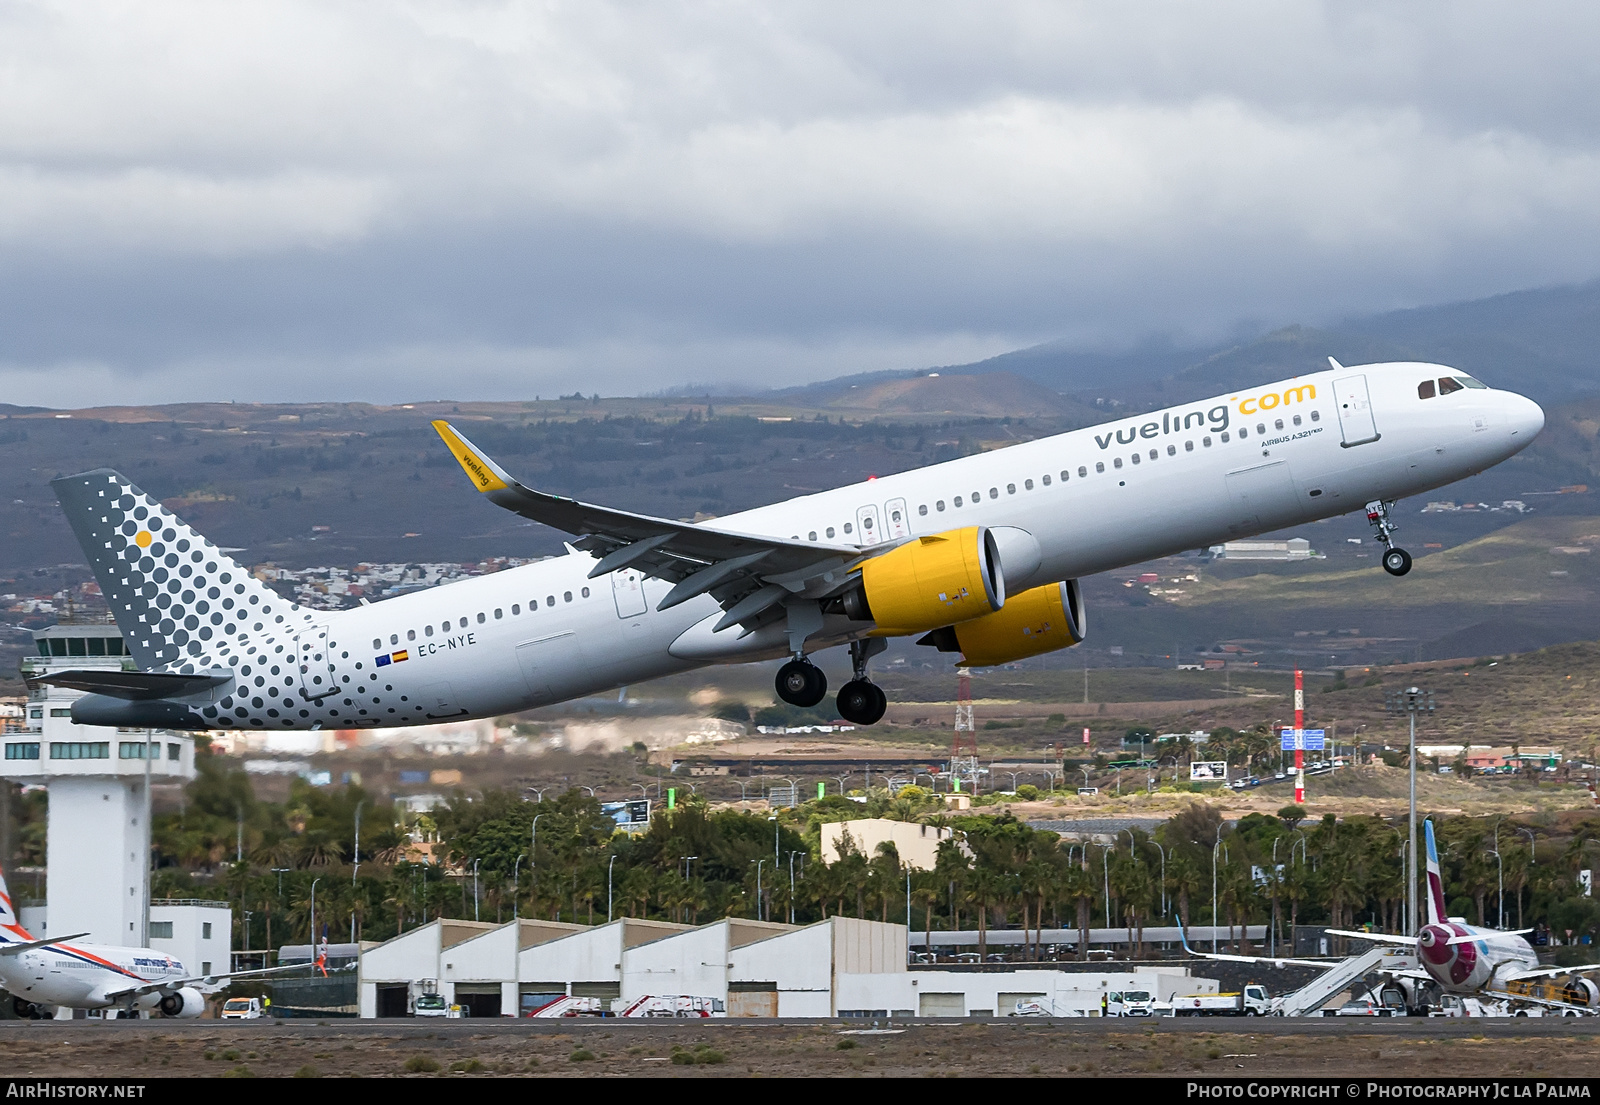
[0,865,34,940]
[50,469,315,672]
[1424,819,1447,927]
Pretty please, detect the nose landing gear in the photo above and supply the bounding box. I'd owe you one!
[1366,499,1413,577]
[836,638,888,726]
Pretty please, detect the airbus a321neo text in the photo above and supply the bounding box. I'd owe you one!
[38,360,1543,731]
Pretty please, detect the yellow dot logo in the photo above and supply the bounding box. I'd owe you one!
[134,531,153,548]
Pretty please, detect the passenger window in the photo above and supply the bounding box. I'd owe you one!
[544,598,554,609]
[1274,420,1283,430]
[1256,423,1266,434]
[581,587,590,598]
[918,505,928,516]
[936,500,945,511]
[459,617,469,628]
[371,638,381,649]
[442,621,451,631]
[407,629,416,641]
[1130,453,1140,465]
[862,516,873,530]
[1060,470,1070,482]
[1310,410,1320,422]
[477,612,486,624]
[1149,449,1158,460]
[511,605,520,615]
[1006,483,1015,495]
[989,488,998,499]
[1095,462,1105,473]
[1024,479,1033,490]
[526,601,537,612]
[1185,441,1194,451]
[808,531,817,540]
[1238,427,1248,439]
[1167,445,1176,456]
[1292,415,1302,426]
[1041,474,1051,486]
[389,634,398,645]
[494,609,503,619]
[826,526,836,537]
[1220,432,1230,442]
[843,523,852,534]
[1078,466,1087,477]
[953,497,962,508]
[1438,377,1463,395]
[1114,457,1123,469]
[1202,436,1212,447]
[972,491,981,502]
[890,510,900,522]
[564,592,572,603]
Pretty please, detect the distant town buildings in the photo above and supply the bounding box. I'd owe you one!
[1208,538,1317,560]
[1422,499,1528,513]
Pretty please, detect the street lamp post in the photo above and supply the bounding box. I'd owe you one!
[472,859,481,922]
[1101,847,1110,930]
[1385,686,1436,936]
[513,855,525,920]
[608,855,617,923]
[309,877,321,947]
[1080,767,1091,789]
[1152,841,1166,918]
[753,859,766,922]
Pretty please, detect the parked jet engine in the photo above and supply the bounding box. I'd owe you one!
[158,987,206,1018]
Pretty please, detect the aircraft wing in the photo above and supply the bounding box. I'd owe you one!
[1175,922,1334,968]
[1484,987,1599,1015]
[101,961,352,1001]
[0,933,92,956]
[1326,928,1420,946]
[1500,963,1600,982]
[433,420,868,629]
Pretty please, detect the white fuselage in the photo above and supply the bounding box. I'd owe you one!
[140,362,1542,731]
[0,928,186,1011]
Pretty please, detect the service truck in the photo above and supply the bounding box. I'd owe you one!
[1171,985,1271,1016]
[1104,989,1158,1017]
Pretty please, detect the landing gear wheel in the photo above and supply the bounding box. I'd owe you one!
[836,680,888,725]
[1382,548,1413,576]
[775,659,827,708]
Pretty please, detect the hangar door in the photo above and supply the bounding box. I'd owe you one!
[918,992,964,1017]
[453,984,502,1018]
[375,984,409,1018]
[728,983,778,1018]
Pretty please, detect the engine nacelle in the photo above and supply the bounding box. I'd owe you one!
[158,987,206,1018]
[844,526,1003,634]
[919,580,1085,666]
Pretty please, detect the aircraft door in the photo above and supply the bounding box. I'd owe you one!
[1333,375,1381,447]
[883,498,909,539]
[294,625,332,701]
[855,504,882,545]
[611,568,648,618]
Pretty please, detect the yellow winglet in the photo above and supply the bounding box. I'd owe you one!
[431,420,509,492]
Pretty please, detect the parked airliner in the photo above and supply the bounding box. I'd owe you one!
[40,360,1542,730]
[1321,820,1599,1011]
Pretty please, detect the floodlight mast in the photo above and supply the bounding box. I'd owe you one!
[1385,686,1435,936]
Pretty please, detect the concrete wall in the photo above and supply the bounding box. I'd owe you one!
[148,902,231,977]
[836,967,1212,1017]
[820,819,959,871]
[358,919,499,1017]
[48,778,146,946]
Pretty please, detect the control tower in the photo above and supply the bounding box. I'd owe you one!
[2,624,196,945]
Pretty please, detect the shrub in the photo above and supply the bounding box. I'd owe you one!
[403,1054,441,1073]
[1015,784,1041,801]
[835,1038,858,1050]
[671,1050,695,1065]
[292,1066,321,1079]
[694,1047,726,1065]
[220,1066,255,1079]
[570,1048,597,1062]
[451,1058,486,1072]
[220,1049,240,1062]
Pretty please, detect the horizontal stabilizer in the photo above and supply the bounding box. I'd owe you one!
[0,932,91,956]
[1325,927,1419,946]
[35,668,232,701]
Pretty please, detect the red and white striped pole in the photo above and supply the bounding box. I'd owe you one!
[1294,668,1305,804]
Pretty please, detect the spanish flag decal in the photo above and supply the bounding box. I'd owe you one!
[392,650,409,663]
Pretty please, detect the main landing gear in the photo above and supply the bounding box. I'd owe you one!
[1366,499,1413,577]
[773,639,888,725]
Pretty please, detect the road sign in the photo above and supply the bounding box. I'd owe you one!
[1190,761,1228,782]
[1280,728,1326,751]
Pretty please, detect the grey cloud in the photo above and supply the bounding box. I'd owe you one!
[2,1,1599,405]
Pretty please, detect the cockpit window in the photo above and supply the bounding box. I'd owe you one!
[1438,377,1464,396]
[1418,380,1436,399]
[1457,375,1488,389]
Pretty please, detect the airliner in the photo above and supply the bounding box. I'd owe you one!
[0,864,202,1018]
[38,359,1542,730]
[1322,820,1599,1012]
[1184,820,1598,1014]
[0,867,328,1018]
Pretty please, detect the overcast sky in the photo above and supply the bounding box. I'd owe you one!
[3,1,1600,406]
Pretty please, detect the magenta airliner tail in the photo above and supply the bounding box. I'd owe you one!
[1424,819,1447,927]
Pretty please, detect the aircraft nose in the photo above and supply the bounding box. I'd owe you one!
[1505,392,1545,439]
